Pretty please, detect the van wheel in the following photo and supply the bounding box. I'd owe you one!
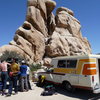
[63,82,74,92]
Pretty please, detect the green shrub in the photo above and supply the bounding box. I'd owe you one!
[30,63,42,72]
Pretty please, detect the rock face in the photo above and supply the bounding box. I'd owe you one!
[0,0,91,63]
[46,7,91,57]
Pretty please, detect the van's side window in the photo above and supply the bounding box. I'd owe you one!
[67,60,77,68]
[57,60,66,68]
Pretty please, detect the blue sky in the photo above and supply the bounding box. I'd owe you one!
[0,0,100,54]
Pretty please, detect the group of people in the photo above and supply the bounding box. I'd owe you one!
[0,58,32,97]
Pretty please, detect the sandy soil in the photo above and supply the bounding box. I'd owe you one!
[0,82,100,100]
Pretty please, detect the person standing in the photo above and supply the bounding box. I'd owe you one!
[0,60,11,95]
[7,58,20,96]
[20,60,28,92]
[26,64,32,90]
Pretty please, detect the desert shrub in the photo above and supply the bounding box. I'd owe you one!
[0,50,25,63]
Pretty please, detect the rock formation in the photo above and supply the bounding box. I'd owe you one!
[0,0,91,64]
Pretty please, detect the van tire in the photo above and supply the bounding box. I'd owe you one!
[62,81,74,92]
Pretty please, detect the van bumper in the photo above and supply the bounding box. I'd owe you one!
[93,88,100,94]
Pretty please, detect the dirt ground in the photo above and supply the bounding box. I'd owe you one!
[0,82,100,100]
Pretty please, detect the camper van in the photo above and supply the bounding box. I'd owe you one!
[38,55,100,93]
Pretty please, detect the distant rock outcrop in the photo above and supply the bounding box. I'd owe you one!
[0,0,91,63]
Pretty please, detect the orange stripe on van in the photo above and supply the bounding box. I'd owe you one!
[80,59,96,62]
[82,64,96,75]
[76,59,96,74]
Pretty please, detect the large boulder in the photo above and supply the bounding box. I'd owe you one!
[11,21,45,62]
[45,7,91,57]
[0,0,91,64]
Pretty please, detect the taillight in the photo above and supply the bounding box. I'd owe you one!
[92,76,94,83]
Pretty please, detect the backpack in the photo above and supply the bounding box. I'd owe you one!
[41,85,56,96]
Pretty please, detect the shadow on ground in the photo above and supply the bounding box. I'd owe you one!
[55,86,100,100]
[36,82,100,100]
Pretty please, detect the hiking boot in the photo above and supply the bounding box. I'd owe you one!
[2,89,6,96]
[13,92,18,95]
[6,93,11,97]
[24,89,28,92]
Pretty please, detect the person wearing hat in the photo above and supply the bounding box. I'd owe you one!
[20,60,28,92]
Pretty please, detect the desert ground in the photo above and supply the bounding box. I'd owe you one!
[0,82,100,100]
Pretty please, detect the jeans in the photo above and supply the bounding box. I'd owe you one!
[8,76,18,94]
[1,71,8,90]
[27,75,32,89]
[20,76,28,91]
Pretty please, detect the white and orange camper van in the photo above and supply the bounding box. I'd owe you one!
[38,55,100,93]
